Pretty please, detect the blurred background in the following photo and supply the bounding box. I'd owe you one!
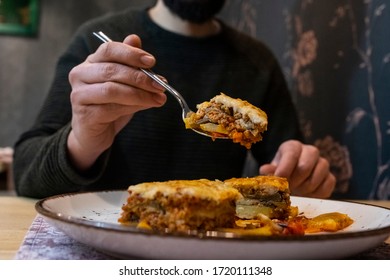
[0,0,389,199]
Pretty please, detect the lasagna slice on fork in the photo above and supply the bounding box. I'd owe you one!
[184,93,268,149]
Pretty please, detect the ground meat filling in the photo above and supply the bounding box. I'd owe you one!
[119,192,237,232]
[195,102,263,149]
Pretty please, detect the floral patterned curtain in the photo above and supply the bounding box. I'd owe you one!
[222,0,390,199]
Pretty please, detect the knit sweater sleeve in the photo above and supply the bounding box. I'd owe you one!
[13,28,108,198]
[13,124,110,198]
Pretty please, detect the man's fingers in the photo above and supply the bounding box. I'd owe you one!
[123,34,142,48]
[272,140,301,179]
[287,144,319,190]
[290,157,335,198]
[71,82,166,107]
[259,164,277,176]
[88,41,155,69]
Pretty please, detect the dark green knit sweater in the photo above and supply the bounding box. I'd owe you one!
[13,7,302,198]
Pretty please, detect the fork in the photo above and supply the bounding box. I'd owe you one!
[92,31,225,139]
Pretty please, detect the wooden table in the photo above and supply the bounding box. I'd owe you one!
[0,195,389,260]
[0,196,37,259]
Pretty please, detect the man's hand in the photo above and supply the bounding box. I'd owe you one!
[259,140,335,198]
[67,34,167,171]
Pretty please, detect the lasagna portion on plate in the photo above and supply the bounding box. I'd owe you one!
[184,93,268,149]
[118,179,242,232]
[119,175,354,235]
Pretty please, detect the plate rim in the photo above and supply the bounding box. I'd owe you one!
[35,190,390,242]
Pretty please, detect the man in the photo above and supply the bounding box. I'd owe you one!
[13,0,335,198]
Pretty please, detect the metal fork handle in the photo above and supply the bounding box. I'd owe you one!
[138,69,191,117]
[92,31,191,119]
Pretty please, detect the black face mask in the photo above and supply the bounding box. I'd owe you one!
[162,0,226,24]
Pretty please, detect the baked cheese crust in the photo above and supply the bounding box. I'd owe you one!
[184,93,267,149]
[224,175,289,196]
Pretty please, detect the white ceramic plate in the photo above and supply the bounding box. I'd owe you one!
[35,190,390,259]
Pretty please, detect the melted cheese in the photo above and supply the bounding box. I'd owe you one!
[199,123,229,135]
[128,179,242,201]
[224,175,290,193]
